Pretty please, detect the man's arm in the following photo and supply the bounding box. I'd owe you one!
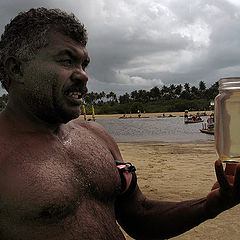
[79,121,240,238]
[115,185,209,239]
[115,161,240,240]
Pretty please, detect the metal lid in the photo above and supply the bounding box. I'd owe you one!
[219,77,240,90]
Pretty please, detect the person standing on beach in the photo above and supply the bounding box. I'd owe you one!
[0,7,240,240]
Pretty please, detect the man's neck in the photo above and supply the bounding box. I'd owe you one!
[2,100,63,135]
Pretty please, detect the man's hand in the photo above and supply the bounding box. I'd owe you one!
[206,160,240,218]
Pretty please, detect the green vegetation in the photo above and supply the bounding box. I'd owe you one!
[83,81,218,114]
[0,81,219,114]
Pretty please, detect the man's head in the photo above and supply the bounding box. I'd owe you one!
[0,8,90,124]
[0,7,88,92]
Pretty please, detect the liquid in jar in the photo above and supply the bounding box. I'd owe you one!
[215,77,240,163]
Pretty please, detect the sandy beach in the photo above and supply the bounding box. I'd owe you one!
[79,110,213,120]
[117,141,240,240]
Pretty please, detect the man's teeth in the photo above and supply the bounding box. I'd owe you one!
[68,92,82,99]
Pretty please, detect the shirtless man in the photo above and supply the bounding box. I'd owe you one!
[0,8,240,240]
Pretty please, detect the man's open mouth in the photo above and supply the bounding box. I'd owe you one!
[65,91,83,105]
[66,91,83,99]
[64,87,88,104]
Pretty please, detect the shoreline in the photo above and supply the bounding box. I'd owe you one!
[78,110,214,120]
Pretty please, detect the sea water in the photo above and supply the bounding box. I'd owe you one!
[215,80,240,163]
[93,116,213,143]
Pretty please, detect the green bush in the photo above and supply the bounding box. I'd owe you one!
[130,102,144,113]
[84,98,211,115]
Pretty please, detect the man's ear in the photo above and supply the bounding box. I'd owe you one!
[4,56,24,84]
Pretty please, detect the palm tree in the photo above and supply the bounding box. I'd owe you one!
[107,91,118,103]
[205,82,219,100]
[184,83,190,92]
[191,86,200,99]
[119,93,130,104]
[84,91,99,104]
[99,91,106,100]
[161,85,170,99]
[130,90,139,101]
[149,86,161,101]
[199,81,206,98]
[175,84,183,97]
[169,84,176,99]
[180,83,191,99]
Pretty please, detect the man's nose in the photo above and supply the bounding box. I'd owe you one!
[71,68,88,85]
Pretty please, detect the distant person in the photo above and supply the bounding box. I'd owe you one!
[207,113,215,130]
[136,109,141,118]
[1,7,240,240]
[207,115,214,124]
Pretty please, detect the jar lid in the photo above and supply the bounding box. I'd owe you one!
[219,77,240,90]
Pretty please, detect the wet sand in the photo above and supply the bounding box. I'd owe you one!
[117,141,240,240]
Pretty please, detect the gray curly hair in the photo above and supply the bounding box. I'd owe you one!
[0,7,88,91]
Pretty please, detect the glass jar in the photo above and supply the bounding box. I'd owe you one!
[215,77,240,163]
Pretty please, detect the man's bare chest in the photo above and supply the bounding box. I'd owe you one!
[0,130,121,225]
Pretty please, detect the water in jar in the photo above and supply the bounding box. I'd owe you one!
[215,90,240,163]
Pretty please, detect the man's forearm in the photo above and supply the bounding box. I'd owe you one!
[116,190,214,239]
[133,197,210,239]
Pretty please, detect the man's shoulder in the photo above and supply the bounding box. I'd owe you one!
[70,119,109,135]
[69,119,117,147]
[69,119,123,162]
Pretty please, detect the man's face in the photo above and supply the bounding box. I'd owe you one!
[21,30,90,123]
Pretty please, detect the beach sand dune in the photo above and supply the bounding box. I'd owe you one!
[117,141,240,240]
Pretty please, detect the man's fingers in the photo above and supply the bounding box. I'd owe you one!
[215,160,230,191]
[225,163,237,176]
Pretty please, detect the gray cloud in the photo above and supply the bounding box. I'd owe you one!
[1,0,240,96]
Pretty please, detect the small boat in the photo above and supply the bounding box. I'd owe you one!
[119,113,150,119]
[184,110,203,124]
[157,114,176,118]
[184,117,204,124]
[200,114,214,135]
[200,128,214,135]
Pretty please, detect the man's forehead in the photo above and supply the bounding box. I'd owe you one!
[46,30,89,57]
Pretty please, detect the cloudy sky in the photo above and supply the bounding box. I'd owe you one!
[1,0,240,96]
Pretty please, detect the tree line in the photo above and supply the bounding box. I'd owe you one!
[85,81,218,104]
[83,81,218,114]
[0,81,219,114]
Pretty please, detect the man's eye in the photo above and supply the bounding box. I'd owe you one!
[58,59,72,66]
